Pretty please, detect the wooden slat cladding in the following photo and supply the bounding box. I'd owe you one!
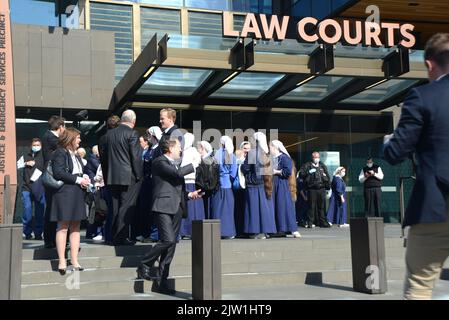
[340,0,449,47]
[341,0,449,24]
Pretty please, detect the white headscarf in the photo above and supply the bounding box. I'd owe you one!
[183,132,195,151]
[147,126,162,141]
[200,141,213,157]
[253,132,268,154]
[239,141,250,149]
[333,166,345,177]
[220,136,234,155]
[271,140,290,158]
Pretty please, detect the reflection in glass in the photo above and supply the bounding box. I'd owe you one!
[211,72,284,99]
[343,79,419,104]
[278,76,353,101]
[138,67,212,96]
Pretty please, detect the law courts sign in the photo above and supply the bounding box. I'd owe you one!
[0,0,17,224]
[223,12,416,48]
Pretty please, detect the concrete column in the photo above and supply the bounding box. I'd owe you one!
[192,220,221,300]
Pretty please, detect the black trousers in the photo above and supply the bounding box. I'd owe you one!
[140,207,182,282]
[43,189,56,246]
[307,189,327,226]
[131,179,153,239]
[109,181,142,243]
[364,187,382,217]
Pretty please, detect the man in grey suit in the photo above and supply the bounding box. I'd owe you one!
[137,137,201,295]
[103,110,143,246]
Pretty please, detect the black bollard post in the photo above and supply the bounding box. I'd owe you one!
[0,176,22,299]
[350,217,387,294]
[192,220,221,300]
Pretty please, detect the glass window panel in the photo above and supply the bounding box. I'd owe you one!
[278,76,353,102]
[211,72,284,99]
[139,0,183,6]
[343,79,419,104]
[11,0,58,27]
[185,0,229,10]
[138,67,212,96]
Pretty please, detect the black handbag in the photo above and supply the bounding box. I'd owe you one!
[42,151,70,190]
[42,160,64,190]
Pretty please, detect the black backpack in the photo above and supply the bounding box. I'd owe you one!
[195,157,219,195]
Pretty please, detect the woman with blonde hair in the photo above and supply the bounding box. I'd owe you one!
[270,140,301,238]
[326,166,349,227]
[241,132,277,239]
[50,127,90,274]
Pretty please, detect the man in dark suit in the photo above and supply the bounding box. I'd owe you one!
[103,110,143,246]
[41,116,65,248]
[98,115,120,244]
[137,138,201,295]
[159,107,183,145]
[383,33,449,300]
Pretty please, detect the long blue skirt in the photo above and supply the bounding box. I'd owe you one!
[210,188,236,237]
[234,189,246,237]
[180,183,205,236]
[244,185,277,234]
[273,176,298,233]
[326,195,347,225]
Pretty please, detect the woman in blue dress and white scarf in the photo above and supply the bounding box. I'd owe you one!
[180,132,204,239]
[242,132,277,239]
[270,140,301,238]
[210,136,238,239]
[326,166,349,227]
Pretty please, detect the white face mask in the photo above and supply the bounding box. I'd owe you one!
[367,163,373,168]
[32,146,41,153]
[313,158,320,164]
[340,172,346,178]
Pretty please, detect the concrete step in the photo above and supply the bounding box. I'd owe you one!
[22,242,406,263]
[21,268,407,300]
[22,254,406,274]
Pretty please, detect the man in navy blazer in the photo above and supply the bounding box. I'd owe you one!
[383,33,449,300]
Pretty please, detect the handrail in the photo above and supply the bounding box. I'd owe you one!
[399,175,416,247]
[2,175,12,225]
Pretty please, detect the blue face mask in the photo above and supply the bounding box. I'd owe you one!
[32,146,41,153]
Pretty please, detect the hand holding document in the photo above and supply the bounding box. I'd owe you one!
[17,156,25,169]
[30,168,42,182]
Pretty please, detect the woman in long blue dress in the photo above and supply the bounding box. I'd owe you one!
[210,136,238,239]
[180,132,205,239]
[326,166,349,227]
[241,132,277,239]
[270,140,301,238]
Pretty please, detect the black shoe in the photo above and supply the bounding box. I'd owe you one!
[72,265,84,272]
[34,235,43,240]
[153,281,176,295]
[320,223,331,228]
[44,243,56,249]
[113,239,136,246]
[25,234,32,240]
[137,264,160,281]
[58,267,66,275]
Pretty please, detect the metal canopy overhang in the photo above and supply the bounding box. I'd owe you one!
[110,37,428,113]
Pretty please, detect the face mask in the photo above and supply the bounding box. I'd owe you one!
[367,163,373,168]
[313,158,320,164]
[32,146,41,153]
[340,172,346,178]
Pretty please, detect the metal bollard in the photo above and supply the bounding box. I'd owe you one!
[350,217,387,294]
[192,220,221,300]
[0,224,22,300]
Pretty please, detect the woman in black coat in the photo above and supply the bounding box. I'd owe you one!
[51,127,91,274]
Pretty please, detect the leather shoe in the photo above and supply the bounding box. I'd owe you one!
[137,264,160,281]
[153,281,176,295]
[113,239,136,246]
